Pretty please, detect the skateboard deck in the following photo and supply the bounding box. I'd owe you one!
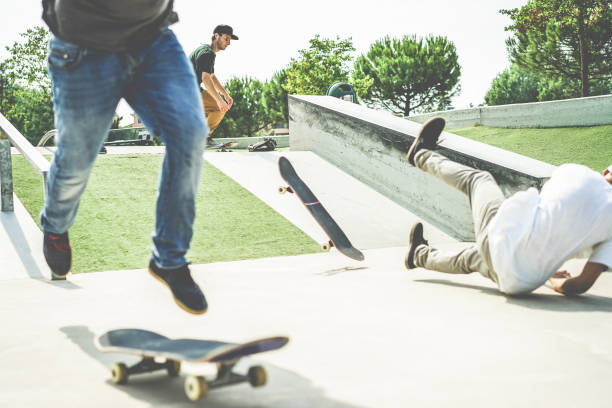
[206,141,238,152]
[96,328,288,401]
[278,156,364,261]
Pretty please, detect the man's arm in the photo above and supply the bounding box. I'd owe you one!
[211,74,233,108]
[201,72,229,112]
[548,262,607,295]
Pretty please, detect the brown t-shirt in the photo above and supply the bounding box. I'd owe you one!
[43,0,177,51]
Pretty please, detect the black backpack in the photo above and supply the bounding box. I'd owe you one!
[248,138,277,152]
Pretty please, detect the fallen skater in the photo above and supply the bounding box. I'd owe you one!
[404,117,612,295]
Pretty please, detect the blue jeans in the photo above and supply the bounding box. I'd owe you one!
[41,30,209,269]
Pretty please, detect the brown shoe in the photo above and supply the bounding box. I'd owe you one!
[406,117,445,166]
[405,222,428,269]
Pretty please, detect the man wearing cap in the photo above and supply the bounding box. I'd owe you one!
[190,25,238,141]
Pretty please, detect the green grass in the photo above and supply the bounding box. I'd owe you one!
[449,125,612,172]
[12,154,320,273]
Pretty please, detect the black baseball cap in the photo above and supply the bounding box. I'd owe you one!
[214,25,239,40]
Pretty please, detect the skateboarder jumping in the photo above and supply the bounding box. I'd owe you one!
[40,0,208,314]
[404,117,612,295]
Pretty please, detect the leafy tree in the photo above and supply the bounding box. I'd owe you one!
[353,35,461,116]
[262,69,289,127]
[0,26,53,144]
[485,63,611,106]
[536,76,581,101]
[502,1,612,97]
[214,76,267,138]
[284,35,355,95]
[485,64,541,105]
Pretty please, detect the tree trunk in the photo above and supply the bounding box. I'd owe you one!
[404,95,411,117]
[577,2,590,97]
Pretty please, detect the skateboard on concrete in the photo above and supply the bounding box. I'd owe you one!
[278,156,364,261]
[206,141,238,152]
[96,328,289,401]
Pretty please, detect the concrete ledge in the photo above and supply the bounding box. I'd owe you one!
[289,95,555,241]
[408,94,612,128]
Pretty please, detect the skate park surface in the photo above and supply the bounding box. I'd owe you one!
[1,148,611,408]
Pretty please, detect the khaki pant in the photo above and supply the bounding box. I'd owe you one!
[200,89,226,136]
[413,150,504,284]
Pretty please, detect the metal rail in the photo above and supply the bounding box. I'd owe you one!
[0,112,51,211]
[0,139,13,211]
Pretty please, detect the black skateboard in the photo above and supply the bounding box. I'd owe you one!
[278,156,364,261]
[96,328,289,401]
[206,141,238,152]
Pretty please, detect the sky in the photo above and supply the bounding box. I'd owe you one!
[0,0,526,123]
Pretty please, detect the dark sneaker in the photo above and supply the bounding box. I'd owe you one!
[43,231,72,279]
[405,222,429,269]
[406,117,446,166]
[148,260,208,315]
[99,146,107,154]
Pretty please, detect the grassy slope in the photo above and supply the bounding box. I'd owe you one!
[12,154,320,273]
[449,125,612,172]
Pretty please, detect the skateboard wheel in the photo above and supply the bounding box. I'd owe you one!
[185,375,208,401]
[167,360,181,377]
[321,242,331,252]
[278,186,287,194]
[247,366,267,387]
[111,362,128,385]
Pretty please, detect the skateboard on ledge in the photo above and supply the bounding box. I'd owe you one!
[96,328,289,401]
[206,141,238,152]
[278,156,364,261]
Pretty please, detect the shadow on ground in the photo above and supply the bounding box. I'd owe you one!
[60,325,363,408]
[415,279,612,312]
[1,213,45,279]
[0,213,80,289]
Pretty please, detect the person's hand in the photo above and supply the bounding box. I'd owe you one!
[548,270,571,293]
[217,99,230,113]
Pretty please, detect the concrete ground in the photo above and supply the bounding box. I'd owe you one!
[1,148,611,407]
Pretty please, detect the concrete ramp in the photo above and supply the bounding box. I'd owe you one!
[205,151,456,251]
[1,248,611,407]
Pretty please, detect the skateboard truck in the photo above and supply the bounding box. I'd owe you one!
[184,361,268,401]
[278,185,294,194]
[111,357,180,385]
[111,356,267,401]
[322,240,334,252]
